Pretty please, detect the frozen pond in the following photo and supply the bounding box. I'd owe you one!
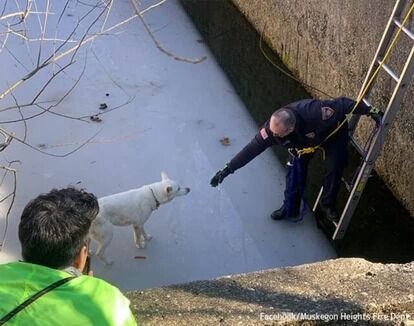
[0,0,335,291]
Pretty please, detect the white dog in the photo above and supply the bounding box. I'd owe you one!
[89,172,190,265]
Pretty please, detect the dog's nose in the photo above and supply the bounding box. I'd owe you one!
[185,187,191,193]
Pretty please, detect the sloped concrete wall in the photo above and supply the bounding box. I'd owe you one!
[230,0,414,216]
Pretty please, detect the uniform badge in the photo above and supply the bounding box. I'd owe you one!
[321,106,334,120]
[260,128,268,140]
[305,132,316,138]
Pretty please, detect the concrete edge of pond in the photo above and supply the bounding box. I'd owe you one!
[126,257,414,325]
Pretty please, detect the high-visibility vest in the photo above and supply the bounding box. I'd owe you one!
[0,262,137,325]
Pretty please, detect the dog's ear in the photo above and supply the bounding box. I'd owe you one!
[161,171,169,181]
[165,186,173,194]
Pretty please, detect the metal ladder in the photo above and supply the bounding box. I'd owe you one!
[313,0,414,240]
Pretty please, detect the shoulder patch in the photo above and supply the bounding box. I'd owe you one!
[260,128,268,140]
[305,132,316,139]
[321,106,334,120]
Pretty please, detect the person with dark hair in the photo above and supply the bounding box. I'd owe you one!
[0,188,136,325]
[210,97,382,222]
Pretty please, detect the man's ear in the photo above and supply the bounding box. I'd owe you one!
[73,244,88,272]
[161,171,169,181]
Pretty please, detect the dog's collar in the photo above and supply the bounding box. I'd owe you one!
[149,187,160,209]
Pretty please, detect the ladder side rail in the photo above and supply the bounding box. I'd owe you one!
[333,45,414,240]
[316,0,407,213]
[348,0,407,134]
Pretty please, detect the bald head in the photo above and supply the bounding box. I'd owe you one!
[269,108,296,137]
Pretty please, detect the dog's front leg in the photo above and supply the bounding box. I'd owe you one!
[133,225,147,249]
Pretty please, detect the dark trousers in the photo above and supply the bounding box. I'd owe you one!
[283,129,349,211]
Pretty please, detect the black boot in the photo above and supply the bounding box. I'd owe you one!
[319,204,339,222]
[270,205,299,220]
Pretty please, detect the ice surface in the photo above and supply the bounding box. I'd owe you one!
[0,0,335,291]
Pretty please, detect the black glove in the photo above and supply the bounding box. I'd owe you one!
[367,106,384,125]
[210,164,232,187]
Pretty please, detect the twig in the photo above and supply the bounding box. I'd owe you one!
[0,22,10,55]
[57,0,70,24]
[50,12,139,64]
[0,100,55,113]
[10,90,28,142]
[70,2,110,63]
[36,0,50,68]
[100,0,114,32]
[129,0,207,64]
[0,5,137,101]
[0,126,102,158]
[0,0,8,19]
[0,161,18,251]
[9,0,32,27]
[78,96,136,119]
[0,11,26,21]
[35,129,149,149]
[140,0,167,15]
[0,129,13,152]
[33,61,76,106]
[91,47,130,97]
[4,44,30,71]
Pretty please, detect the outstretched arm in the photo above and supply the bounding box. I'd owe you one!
[210,126,275,187]
[228,128,274,171]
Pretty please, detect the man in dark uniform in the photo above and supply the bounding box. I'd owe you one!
[210,97,382,222]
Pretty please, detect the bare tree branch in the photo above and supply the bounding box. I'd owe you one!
[36,0,50,68]
[0,129,13,152]
[0,161,18,251]
[36,128,149,149]
[140,0,167,15]
[10,90,28,142]
[0,0,202,251]
[130,0,207,64]
[0,54,89,124]
[0,1,8,19]
[0,126,102,158]
[0,0,119,101]
[0,100,55,113]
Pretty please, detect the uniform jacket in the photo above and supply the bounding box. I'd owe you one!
[228,97,370,172]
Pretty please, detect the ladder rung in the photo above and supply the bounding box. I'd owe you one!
[394,19,414,41]
[350,135,365,156]
[378,60,400,81]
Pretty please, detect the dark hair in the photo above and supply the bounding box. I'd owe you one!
[18,187,99,269]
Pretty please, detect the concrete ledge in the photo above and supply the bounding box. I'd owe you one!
[126,258,414,325]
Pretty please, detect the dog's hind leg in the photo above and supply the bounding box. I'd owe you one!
[95,241,114,265]
[133,225,150,249]
[143,226,152,242]
[93,228,114,266]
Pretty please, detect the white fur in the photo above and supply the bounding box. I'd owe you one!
[89,172,190,265]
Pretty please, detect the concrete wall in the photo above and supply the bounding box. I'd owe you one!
[127,258,414,325]
[230,0,414,216]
